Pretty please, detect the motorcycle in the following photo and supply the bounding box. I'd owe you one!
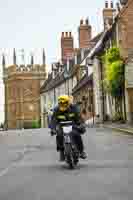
[58,121,80,169]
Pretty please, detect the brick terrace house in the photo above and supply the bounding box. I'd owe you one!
[79,0,133,123]
[40,19,96,127]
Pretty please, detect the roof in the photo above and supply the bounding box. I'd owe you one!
[72,73,93,94]
[80,27,114,66]
[87,0,133,60]
[40,60,76,93]
[40,32,103,94]
[90,32,103,43]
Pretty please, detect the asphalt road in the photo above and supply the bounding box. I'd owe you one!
[0,127,132,200]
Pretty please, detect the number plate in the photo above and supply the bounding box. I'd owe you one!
[64,135,71,143]
[63,126,72,134]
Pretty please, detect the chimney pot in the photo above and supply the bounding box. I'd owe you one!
[105,1,108,8]
[86,19,89,25]
[116,2,121,12]
[80,19,83,25]
[62,32,64,37]
[111,1,113,8]
[69,32,72,37]
[66,32,68,37]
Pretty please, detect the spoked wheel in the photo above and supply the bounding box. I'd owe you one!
[67,155,75,169]
[72,146,79,166]
[65,144,75,169]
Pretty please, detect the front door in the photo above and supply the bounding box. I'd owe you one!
[128,89,133,121]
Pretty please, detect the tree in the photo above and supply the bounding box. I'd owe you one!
[103,46,125,120]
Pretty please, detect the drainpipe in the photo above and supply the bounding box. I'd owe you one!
[99,57,105,123]
[92,78,95,125]
[123,60,127,121]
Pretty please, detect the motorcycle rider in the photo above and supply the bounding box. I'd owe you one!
[50,95,87,161]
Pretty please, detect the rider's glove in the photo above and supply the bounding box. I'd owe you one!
[79,124,86,134]
[50,129,56,136]
[75,124,86,134]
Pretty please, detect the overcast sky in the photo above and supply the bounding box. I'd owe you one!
[0,0,117,123]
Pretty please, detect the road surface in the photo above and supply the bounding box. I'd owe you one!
[0,127,132,200]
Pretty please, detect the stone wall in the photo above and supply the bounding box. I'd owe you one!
[5,64,46,129]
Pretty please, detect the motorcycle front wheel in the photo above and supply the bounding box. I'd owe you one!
[64,143,77,169]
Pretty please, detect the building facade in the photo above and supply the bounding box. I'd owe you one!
[125,50,133,123]
[40,61,77,127]
[79,0,133,123]
[3,49,47,129]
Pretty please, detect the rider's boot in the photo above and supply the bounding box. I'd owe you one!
[59,151,65,161]
[80,151,87,159]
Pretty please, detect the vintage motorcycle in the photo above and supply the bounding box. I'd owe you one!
[57,121,80,169]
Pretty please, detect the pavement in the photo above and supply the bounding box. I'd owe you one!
[0,127,132,200]
[102,122,133,135]
[85,117,133,135]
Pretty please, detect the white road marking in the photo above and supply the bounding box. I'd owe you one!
[0,148,28,177]
[0,164,14,177]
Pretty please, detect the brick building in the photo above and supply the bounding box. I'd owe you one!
[40,19,101,127]
[80,0,133,123]
[3,49,47,129]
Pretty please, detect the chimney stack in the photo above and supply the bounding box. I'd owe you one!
[103,1,116,30]
[78,18,92,49]
[61,31,74,63]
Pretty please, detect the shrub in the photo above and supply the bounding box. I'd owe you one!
[31,120,40,129]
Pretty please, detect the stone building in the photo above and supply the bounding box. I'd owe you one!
[2,49,47,129]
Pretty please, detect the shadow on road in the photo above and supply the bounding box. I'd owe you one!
[34,162,89,173]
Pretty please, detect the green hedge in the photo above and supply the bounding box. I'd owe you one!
[31,120,41,129]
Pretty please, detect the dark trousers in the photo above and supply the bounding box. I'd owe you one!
[56,134,84,153]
